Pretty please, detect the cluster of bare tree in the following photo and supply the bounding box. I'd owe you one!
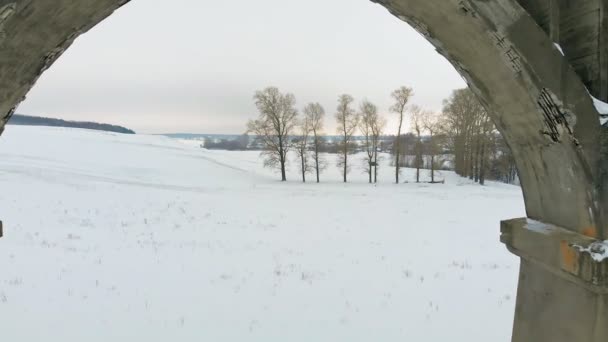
[359,100,386,183]
[440,88,517,185]
[248,87,393,183]
[247,86,518,185]
[408,106,442,183]
[389,86,444,184]
[334,95,389,184]
[391,88,518,185]
[247,87,326,182]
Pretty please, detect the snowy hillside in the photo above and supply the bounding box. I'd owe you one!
[0,126,525,341]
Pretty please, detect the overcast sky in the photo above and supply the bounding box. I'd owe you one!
[16,0,465,134]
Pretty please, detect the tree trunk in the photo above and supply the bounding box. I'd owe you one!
[395,139,400,184]
[416,133,421,183]
[374,151,378,183]
[479,140,486,185]
[466,124,475,179]
[395,113,404,184]
[455,135,465,176]
[280,156,287,182]
[343,146,347,183]
[479,125,489,186]
[301,152,306,183]
[474,133,480,182]
[431,154,435,183]
[416,151,420,183]
[463,129,470,178]
[315,139,320,183]
[468,135,475,180]
[278,142,287,181]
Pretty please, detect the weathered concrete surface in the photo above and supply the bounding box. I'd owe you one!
[0,0,607,340]
[518,0,608,101]
[502,218,608,341]
[516,0,608,102]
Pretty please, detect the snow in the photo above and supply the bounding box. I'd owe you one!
[590,95,608,125]
[575,241,608,262]
[0,126,525,341]
[525,219,608,263]
[525,218,554,235]
[554,43,564,56]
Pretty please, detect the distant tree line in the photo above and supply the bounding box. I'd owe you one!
[244,86,518,185]
[8,114,135,134]
[391,89,518,185]
[203,134,249,150]
[440,89,517,185]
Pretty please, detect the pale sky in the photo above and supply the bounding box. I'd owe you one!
[16,0,465,134]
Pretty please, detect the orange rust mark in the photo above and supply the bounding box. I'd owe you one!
[582,226,598,239]
[560,240,579,274]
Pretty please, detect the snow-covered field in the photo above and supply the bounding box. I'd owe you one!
[0,126,525,341]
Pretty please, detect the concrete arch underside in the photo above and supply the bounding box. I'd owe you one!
[0,0,606,341]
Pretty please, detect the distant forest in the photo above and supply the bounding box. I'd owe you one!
[8,114,135,134]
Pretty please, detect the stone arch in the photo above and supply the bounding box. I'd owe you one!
[0,0,606,340]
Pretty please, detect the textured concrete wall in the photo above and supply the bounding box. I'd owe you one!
[513,260,607,341]
[517,0,608,101]
[502,218,608,341]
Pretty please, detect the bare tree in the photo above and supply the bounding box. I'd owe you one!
[360,100,377,184]
[422,111,440,183]
[294,115,312,183]
[372,112,386,183]
[478,114,495,185]
[441,89,486,178]
[247,87,298,181]
[360,100,386,183]
[442,89,502,185]
[304,103,326,183]
[441,88,512,185]
[390,86,413,184]
[491,134,518,184]
[335,94,358,183]
[410,105,425,183]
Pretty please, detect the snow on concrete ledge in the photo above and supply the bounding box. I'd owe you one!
[590,95,608,126]
[574,241,608,262]
[553,43,564,56]
[524,218,555,235]
[558,44,608,125]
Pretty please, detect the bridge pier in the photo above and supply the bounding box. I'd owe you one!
[502,218,608,341]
